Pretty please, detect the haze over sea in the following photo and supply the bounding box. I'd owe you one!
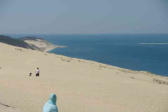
[13,34,168,76]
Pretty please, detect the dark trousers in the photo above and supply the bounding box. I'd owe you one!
[36,73,39,77]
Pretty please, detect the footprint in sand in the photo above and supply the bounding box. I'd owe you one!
[0,102,15,108]
[15,48,23,51]
[61,58,71,62]
[153,78,168,85]
[130,76,135,79]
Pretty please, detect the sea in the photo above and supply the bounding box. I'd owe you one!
[12,34,168,76]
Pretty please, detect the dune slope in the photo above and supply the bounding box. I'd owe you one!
[0,42,168,112]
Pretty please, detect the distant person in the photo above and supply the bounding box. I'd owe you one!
[35,67,40,77]
[29,72,32,76]
[43,94,58,112]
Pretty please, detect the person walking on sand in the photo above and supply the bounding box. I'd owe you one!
[35,67,40,77]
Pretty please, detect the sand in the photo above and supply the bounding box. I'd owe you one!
[24,39,65,52]
[0,42,168,112]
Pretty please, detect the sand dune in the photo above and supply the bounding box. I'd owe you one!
[0,42,168,112]
[24,39,65,52]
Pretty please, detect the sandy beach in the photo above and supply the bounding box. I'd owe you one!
[0,42,168,112]
[24,39,65,52]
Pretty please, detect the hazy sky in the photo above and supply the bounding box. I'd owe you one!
[0,0,168,34]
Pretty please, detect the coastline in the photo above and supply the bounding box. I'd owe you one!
[49,49,168,77]
[45,45,66,52]
[0,42,168,112]
[23,39,66,52]
[40,40,168,81]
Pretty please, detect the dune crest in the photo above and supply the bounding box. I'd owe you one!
[21,37,65,52]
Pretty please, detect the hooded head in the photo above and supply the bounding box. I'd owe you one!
[48,93,57,105]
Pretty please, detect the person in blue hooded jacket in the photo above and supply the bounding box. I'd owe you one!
[43,94,58,112]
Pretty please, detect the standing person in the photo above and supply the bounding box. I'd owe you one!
[36,67,40,77]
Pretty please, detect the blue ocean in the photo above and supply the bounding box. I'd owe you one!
[14,34,168,76]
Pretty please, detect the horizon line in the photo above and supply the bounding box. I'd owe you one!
[2,33,168,36]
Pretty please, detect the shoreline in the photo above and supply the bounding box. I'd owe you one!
[48,50,168,77]
[45,45,66,52]
[23,39,66,52]
[1,41,167,80]
[47,49,168,85]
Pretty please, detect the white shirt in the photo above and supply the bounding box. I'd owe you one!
[36,69,40,74]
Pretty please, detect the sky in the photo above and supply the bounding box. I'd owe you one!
[0,0,168,34]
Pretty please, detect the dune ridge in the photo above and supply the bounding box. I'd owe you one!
[21,37,65,52]
[0,42,168,112]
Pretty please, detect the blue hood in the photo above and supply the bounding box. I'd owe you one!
[47,94,57,105]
